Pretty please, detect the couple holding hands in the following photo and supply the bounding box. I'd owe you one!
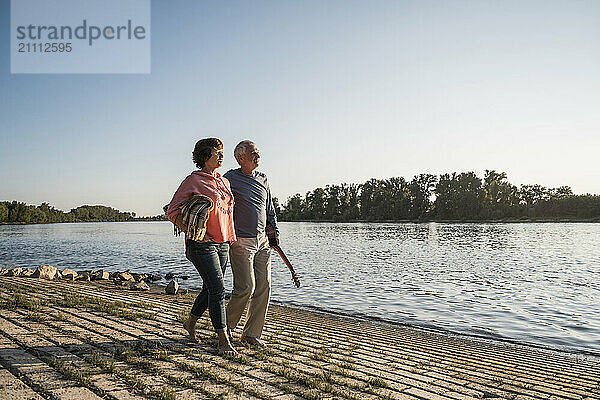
[166,138,279,355]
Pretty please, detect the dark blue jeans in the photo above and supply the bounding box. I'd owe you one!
[186,240,229,332]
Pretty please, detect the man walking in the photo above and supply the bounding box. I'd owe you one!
[225,140,279,346]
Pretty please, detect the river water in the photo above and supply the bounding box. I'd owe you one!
[1,221,599,355]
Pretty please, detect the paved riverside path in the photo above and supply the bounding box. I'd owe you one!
[0,276,598,400]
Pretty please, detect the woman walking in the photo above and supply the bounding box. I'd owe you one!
[166,138,237,355]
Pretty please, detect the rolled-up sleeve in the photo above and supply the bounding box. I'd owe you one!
[166,176,192,224]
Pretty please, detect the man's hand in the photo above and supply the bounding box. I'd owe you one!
[269,236,280,248]
[266,223,278,247]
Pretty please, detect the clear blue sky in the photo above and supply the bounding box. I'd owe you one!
[2,0,599,216]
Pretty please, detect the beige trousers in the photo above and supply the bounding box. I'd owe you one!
[226,233,271,338]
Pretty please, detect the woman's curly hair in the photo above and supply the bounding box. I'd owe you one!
[192,138,223,169]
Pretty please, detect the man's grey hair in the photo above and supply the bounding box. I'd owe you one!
[233,140,255,164]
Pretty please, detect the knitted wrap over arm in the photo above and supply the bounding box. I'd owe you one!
[175,194,214,242]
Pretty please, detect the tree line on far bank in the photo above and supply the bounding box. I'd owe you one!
[0,201,166,224]
[276,170,600,222]
[3,169,599,225]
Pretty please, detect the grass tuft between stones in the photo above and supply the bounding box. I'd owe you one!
[58,292,156,321]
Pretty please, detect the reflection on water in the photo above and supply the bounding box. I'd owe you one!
[1,221,599,355]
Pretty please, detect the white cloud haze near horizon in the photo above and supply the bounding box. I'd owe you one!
[1,0,599,216]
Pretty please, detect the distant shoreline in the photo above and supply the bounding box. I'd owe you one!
[0,220,167,226]
[2,217,599,226]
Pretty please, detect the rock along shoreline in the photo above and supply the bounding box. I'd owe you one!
[0,265,191,295]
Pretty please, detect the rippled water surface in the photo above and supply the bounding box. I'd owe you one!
[1,221,599,355]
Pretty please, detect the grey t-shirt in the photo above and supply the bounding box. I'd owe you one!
[224,168,279,239]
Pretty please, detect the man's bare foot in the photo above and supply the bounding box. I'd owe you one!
[183,318,199,343]
[240,336,265,347]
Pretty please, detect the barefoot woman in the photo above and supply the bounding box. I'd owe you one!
[166,138,237,355]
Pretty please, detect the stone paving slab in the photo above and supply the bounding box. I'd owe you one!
[0,367,44,400]
[49,386,105,400]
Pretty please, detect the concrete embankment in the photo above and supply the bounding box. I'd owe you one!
[0,276,598,400]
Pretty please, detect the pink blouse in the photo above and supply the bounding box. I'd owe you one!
[167,171,236,243]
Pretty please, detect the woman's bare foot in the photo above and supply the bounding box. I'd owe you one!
[217,331,238,356]
[183,317,199,343]
[217,343,238,356]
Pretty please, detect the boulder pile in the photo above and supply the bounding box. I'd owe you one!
[1,266,188,294]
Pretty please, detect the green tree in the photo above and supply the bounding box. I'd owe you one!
[8,201,28,222]
[305,188,327,220]
[455,172,484,219]
[71,207,90,221]
[519,184,549,206]
[434,172,483,219]
[359,179,380,221]
[548,186,573,199]
[281,194,305,221]
[378,177,411,220]
[324,185,342,220]
[0,202,8,222]
[343,183,361,221]
[321,183,360,222]
[409,174,437,220]
[433,174,456,219]
[482,170,519,218]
